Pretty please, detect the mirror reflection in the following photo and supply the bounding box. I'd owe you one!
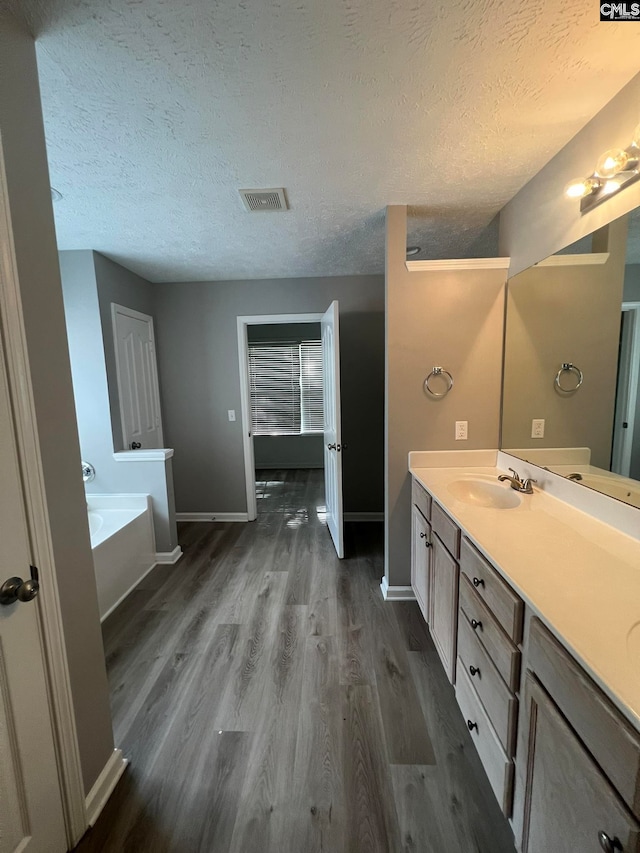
[501,208,640,509]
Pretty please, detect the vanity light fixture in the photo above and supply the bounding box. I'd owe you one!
[565,122,640,212]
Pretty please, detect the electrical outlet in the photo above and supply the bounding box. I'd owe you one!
[228,409,236,422]
[455,421,468,440]
[531,418,545,438]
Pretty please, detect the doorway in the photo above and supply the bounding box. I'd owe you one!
[612,302,640,477]
[237,304,344,557]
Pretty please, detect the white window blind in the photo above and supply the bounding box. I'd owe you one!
[249,340,323,436]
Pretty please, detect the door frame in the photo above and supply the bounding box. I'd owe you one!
[0,144,87,844]
[111,302,164,449]
[613,301,640,475]
[237,312,324,520]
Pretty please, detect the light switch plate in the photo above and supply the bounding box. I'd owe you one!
[228,409,236,422]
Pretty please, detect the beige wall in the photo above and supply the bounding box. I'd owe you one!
[385,206,507,587]
[0,12,113,794]
[500,72,640,276]
[502,218,627,468]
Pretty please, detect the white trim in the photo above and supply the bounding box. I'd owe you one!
[113,448,174,461]
[85,749,128,827]
[0,138,88,845]
[614,302,640,476]
[535,252,609,267]
[237,312,325,525]
[405,257,510,273]
[344,512,384,521]
[176,512,249,522]
[111,302,164,450]
[155,546,184,564]
[380,577,416,601]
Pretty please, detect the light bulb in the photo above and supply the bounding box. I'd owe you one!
[595,148,629,178]
[564,177,599,199]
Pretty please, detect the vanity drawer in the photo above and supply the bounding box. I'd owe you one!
[458,614,518,757]
[459,575,520,692]
[529,618,640,817]
[411,478,431,521]
[456,662,514,816]
[431,501,460,559]
[460,538,523,644]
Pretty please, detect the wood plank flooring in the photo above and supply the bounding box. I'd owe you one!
[75,469,516,852]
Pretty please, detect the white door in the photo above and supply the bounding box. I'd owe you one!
[0,334,67,852]
[322,301,344,558]
[612,306,640,476]
[112,304,164,450]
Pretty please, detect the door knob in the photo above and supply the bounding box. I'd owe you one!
[327,443,336,450]
[0,566,40,606]
[130,441,142,449]
[598,832,622,852]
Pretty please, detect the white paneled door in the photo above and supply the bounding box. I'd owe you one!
[0,329,67,851]
[112,304,164,450]
[322,301,344,558]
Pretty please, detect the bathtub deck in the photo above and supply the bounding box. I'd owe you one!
[74,468,516,853]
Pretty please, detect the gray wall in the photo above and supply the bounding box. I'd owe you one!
[0,12,114,795]
[94,252,157,451]
[502,219,627,469]
[500,72,640,276]
[248,322,323,469]
[153,277,384,514]
[60,250,178,554]
[385,206,507,587]
[624,264,640,302]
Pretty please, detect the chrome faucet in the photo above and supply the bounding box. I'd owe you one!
[567,472,583,481]
[498,468,537,494]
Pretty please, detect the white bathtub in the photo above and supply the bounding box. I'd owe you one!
[87,494,156,621]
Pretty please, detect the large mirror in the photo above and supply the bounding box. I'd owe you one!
[501,207,640,509]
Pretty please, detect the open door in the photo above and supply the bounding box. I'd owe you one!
[322,301,344,558]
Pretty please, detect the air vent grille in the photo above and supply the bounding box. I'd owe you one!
[239,188,288,212]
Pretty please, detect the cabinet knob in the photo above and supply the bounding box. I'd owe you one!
[471,619,482,631]
[420,532,426,539]
[467,720,478,732]
[473,577,484,588]
[469,665,480,677]
[598,832,622,852]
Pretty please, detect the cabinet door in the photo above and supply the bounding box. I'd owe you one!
[411,505,431,621]
[430,533,459,684]
[520,673,640,853]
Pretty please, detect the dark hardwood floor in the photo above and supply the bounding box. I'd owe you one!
[75,468,516,852]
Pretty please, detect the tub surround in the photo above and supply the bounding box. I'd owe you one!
[408,449,640,730]
[88,494,157,621]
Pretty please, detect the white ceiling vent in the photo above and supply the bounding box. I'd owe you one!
[239,188,288,212]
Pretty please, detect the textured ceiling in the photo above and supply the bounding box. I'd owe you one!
[14,0,640,282]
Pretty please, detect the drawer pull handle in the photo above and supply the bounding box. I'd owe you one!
[473,577,484,588]
[471,619,482,631]
[598,832,622,852]
[467,720,478,732]
[469,665,480,677]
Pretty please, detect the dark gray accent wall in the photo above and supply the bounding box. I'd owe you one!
[153,276,384,514]
[94,252,157,451]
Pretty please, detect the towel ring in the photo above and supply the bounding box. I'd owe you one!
[424,366,454,398]
[555,362,583,393]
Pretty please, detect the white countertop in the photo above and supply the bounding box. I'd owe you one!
[410,461,640,730]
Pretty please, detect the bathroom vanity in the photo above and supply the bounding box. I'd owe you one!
[409,450,640,853]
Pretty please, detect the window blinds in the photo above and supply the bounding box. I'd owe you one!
[248,340,323,436]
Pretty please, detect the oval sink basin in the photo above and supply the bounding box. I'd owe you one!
[447,477,522,509]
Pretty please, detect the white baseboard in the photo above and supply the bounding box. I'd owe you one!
[344,512,384,522]
[176,512,249,522]
[155,545,183,564]
[380,576,416,601]
[85,748,128,827]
